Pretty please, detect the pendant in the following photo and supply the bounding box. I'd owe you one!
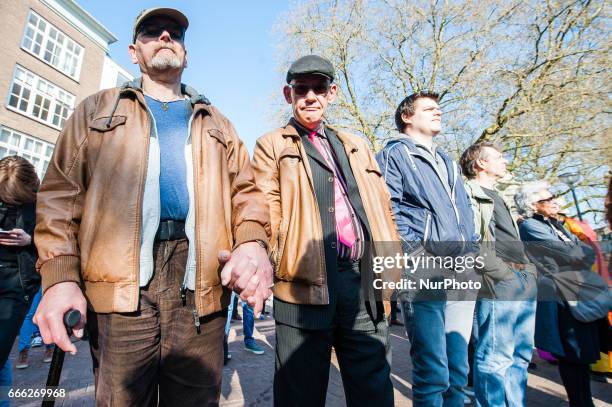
[161,102,169,111]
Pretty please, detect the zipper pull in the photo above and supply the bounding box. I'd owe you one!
[192,309,201,335]
[180,286,186,306]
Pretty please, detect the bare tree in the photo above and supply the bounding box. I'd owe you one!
[274,0,611,223]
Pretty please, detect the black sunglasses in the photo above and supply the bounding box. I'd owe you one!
[289,82,330,97]
[137,23,185,42]
[536,195,556,204]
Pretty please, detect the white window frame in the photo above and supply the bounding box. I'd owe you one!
[6,65,76,131]
[0,126,54,178]
[21,10,84,80]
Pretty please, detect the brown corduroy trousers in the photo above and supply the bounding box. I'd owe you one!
[87,239,225,407]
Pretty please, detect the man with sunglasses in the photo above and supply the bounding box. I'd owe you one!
[33,8,272,406]
[460,142,537,407]
[252,55,401,406]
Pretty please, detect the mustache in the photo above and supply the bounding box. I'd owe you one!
[155,44,176,53]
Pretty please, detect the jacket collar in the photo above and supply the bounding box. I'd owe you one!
[286,119,331,172]
[281,121,359,152]
[115,77,215,128]
[465,179,494,202]
[385,133,452,162]
[280,121,300,140]
[122,77,211,107]
[110,77,218,143]
[289,118,325,138]
[532,213,549,223]
[281,120,360,172]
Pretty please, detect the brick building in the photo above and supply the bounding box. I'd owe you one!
[0,0,132,177]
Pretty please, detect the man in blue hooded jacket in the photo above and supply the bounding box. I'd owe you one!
[377,91,479,406]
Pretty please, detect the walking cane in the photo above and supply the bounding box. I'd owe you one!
[41,309,81,407]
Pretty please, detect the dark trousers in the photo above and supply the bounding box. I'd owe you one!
[0,297,31,368]
[274,261,393,407]
[0,263,33,367]
[87,240,225,407]
[558,360,595,407]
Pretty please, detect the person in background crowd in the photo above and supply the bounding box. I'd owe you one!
[32,7,271,406]
[224,292,265,365]
[377,91,479,406]
[552,199,609,283]
[0,156,39,403]
[252,54,401,407]
[15,288,54,368]
[231,292,242,321]
[241,300,265,355]
[389,295,403,326]
[516,182,609,407]
[460,142,537,406]
[552,199,611,379]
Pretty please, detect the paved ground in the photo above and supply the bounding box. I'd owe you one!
[5,309,611,406]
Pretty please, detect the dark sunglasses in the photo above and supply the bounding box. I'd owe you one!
[137,24,185,42]
[289,82,330,97]
[536,195,556,204]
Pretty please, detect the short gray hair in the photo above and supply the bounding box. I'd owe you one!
[514,181,550,217]
[460,141,502,179]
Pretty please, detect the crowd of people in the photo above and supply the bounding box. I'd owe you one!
[0,6,610,407]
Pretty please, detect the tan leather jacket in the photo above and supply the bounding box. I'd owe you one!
[252,123,401,305]
[35,80,270,317]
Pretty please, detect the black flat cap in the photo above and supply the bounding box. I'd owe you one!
[286,55,335,83]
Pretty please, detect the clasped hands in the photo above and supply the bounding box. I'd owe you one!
[219,241,273,317]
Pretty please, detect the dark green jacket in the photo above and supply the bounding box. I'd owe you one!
[464,179,534,295]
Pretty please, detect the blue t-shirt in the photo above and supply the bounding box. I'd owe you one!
[145,95,190,221]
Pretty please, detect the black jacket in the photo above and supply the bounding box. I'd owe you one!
[0,201,39,301]
[519,214,603,362]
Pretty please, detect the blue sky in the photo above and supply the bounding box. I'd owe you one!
[79,1,291,152]
[77,2,606,226]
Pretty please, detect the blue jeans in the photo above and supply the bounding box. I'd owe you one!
[473,271,537,407]
[242,302,255,347]
[18,289,42,352]
[224,292,256,347]
[0,359,11,407]
[225,292,236,336]
[403,299,476,407]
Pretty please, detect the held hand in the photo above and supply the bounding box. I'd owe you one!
[0,228,31,247]
[33,281,87,354]
[219,242,273,317]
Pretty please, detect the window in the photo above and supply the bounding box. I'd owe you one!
[7,65,75,130]
[21,11,84,79]
[0,126,54,177]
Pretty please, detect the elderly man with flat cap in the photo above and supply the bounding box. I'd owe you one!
[252,55,401,406]
[33,7,272,406]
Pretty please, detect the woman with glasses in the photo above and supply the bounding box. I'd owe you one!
[0,156,40,399]
[515,181,603,407]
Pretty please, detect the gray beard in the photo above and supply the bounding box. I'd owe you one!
[148,53,182,71]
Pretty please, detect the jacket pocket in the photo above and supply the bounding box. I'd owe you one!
[366,166,382,177]
[207,129,227,147]
[423,212,432,243]
[273,220,288,278]
[89,116,127,131]
[279,147,301,166]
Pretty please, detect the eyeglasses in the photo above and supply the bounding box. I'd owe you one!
[536,195,556,204]
[289,82,330,97]
[137,23,185,42]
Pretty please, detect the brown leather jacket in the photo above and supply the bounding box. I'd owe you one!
[252,123,401,305]
[35,79,270,317]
